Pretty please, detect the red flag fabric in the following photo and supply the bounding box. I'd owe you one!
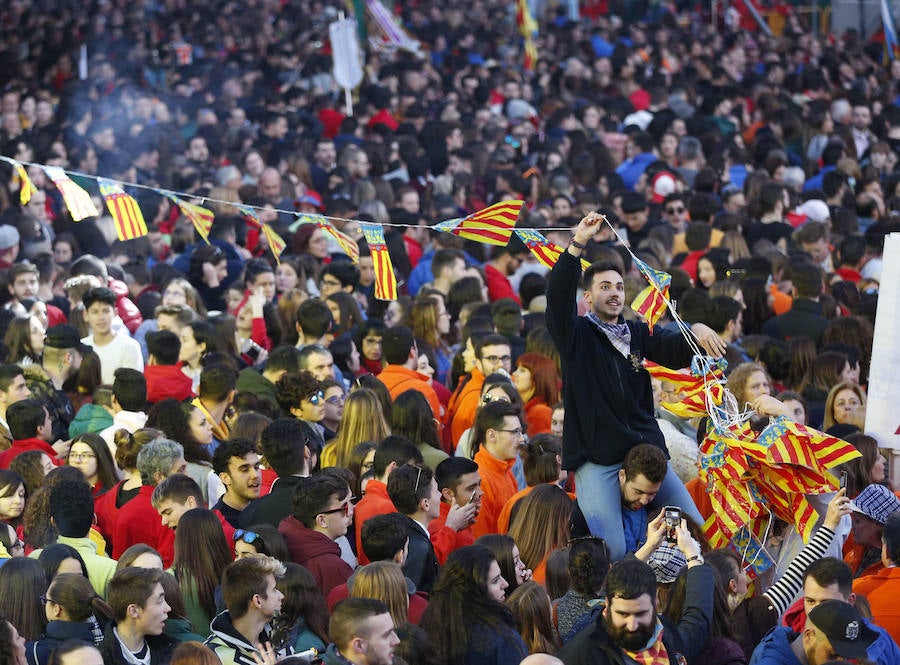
[98,178,148,241]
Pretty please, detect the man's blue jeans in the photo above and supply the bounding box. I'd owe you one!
[575,461,704,561]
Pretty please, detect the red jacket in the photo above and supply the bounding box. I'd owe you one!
[354,480,396,565]
[94,481,125,544]
[279,515,352,597]
[145,364,194,404]
[0,438,61,469]
[112,485,175,567]
[484,264,520,304]
[428,501,474,564]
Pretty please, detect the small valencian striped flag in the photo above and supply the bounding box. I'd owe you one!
[360,222,397,300]
[316,221,360,263]
[98,178,148,241]
[261,224,287,263]
[630,255,671,332]
[514,228,590,270]
[165,193,214,243]
[43,166,99,221]
[0,156,37,205]
[435,200,523,246]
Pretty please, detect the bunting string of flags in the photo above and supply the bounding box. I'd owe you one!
[0,156,36,205]
[360,222,398,301]
[42,165,99,221]
[98,178,148,242]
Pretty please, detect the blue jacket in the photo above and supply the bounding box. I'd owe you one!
[615,152,657,191]
[750,622,900,665]
[27,621,95,665]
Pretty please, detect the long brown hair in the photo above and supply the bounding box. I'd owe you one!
[506,581,560,654]
[508,484,573,573]
[173,509,232,620]
[331,389,390,469]
[272,562,330,647]
[351,561,409,627]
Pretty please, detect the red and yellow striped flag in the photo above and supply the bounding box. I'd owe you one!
[98,178,148,241]
[317,221,360,263]
[43,166,98,221]
[514,228,590,270]
[435,200,523,246]
[0,156,37,205]
[261,224,287,263]
[360,222,397,300]
[166,193,214,243]
[516,0,539,70]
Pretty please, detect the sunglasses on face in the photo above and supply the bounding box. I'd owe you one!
[306,390,326,405]
[666,206,685,214]
[319,497,356,517]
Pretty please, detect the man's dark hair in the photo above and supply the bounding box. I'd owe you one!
[69,255,107,280]
[434,457,478,492]
[373,435,423,478]
[822,171,848,199]
[150,473,205,509]
[8,399,47,440]
[789,262,823,299]
[838,235,866,268]
[329,598,391,651]
[605,557,657,604]
[292,472,350,528]
[795,221,828,246]
[471,400,523,454]
[244,258,275,287]
[107,567,164,623]
[198,363,238,403]
[0,364,24,392]
[212,438,258,476]
[146,330,180,366]
[296,299,333,339]
[821,141,844,167]
[82,287,117,311]
[113,368,147,412]
[568,536,611,595]
[473,333,511,359]
[387,464,433,515]
[582,260,624,290]
[704,296,742,335]
[803,557,852,598]
[266,345,301,374]
[684,222,713,252]
[381,325,415,365]
[49,479,94,537]
[260,418,309,476]
[321,261,360,290]
[883,512,900,564]
[621,443,667,483]
[431,249,465,279]
[275,371,322,412]
[361,513,409,562]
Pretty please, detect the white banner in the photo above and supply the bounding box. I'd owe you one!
[865,232,900,447]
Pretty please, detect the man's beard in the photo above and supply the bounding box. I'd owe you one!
[603,610,657,652]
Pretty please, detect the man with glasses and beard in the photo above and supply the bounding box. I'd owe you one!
[558,521,713,664]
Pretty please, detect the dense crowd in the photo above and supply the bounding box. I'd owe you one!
[0,0,899,664]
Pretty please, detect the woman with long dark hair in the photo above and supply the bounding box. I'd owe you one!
[0,470,26,530]
[0,557,48,640]
[392,389,448,469]
[172,509,232,638]
[65,433,119,496]
[188,245,230,312]
[271,563,329,654]
[420,545,527,665]
[146,400,214,503]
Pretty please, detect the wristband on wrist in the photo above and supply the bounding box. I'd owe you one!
[686,553,704,565]
[570,237,587,250]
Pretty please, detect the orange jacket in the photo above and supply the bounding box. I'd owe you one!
[523,397,552,436]
[354,480,395,565]
[853,566,900,644]
[472,447,518,539]
[378,365,442,421]
[446,369,485,447]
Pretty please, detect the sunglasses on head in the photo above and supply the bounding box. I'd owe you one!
[233,529,259,544]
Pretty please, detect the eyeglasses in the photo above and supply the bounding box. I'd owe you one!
[482,355,511,364]
[321,278,342,288]
[413,466,424,494]
[325,394,345,406]
[39,595,55,605]
[482,394,511,405]
[319,497,356,517]
[665,206,685,214]
[305,390,326,405]
[566,535,610,560]
[495,428,525,438]
[68,452,96,462]
[233,529,259,544]
[9,539,23,551]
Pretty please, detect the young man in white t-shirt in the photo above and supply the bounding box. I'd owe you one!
[82,286,143,384]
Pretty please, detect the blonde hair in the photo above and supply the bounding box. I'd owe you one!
[823,382,867,431]
[330,389,390,469]
[350,561,408,627]
[508,484,573,573]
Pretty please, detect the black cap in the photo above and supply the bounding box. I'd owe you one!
[44,324,91,354]
[808,600,878,660]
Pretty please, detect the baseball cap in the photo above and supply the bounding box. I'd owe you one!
[295,191,324,212]
[0,225,20,250]
[44,324,91,354]
[849,484,900,525]
[808,600,878,659]
[796,199,830,224]
[647,542,687,584]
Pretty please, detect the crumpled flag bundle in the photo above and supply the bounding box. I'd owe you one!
[630,256,672,333]
[645,360,725,419]
[700,415,861,571]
